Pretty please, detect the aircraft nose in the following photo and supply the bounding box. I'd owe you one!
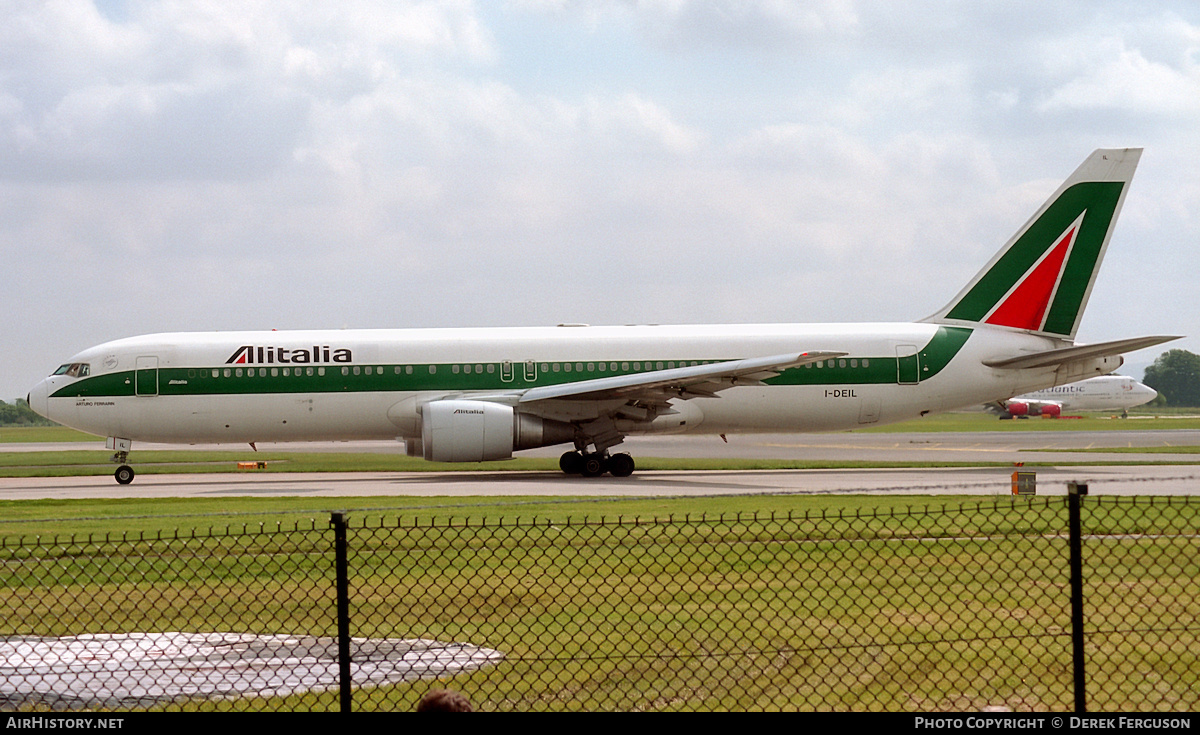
[1135,384,1158,405]
[27,379,50,420]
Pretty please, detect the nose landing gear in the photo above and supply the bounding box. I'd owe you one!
[114,464,135,485]
[108,438,135,485]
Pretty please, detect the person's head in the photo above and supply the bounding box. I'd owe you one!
[416,688,473,712]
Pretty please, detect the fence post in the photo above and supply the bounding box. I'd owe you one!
[1067,482,1088,713]
[331,511,352,713]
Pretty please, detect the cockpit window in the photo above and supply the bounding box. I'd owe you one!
[52,363,90,378]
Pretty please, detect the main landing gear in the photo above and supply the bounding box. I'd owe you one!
[559,450,635,478]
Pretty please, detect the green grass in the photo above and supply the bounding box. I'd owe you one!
[0,494,995,541]
[3,419,1197,711]
[2,495,1196,711]
[0,426,101,442]
[858,411,1200,432]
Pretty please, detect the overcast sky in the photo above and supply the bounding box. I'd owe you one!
[4,1,1198,401]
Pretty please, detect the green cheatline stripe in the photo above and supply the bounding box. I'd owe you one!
[51,327,973,399]
[945,181,1123,335]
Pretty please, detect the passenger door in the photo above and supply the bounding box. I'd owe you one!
[135,356,159,396]
[896,345,919,385]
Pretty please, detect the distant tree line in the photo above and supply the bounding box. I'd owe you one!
[1143,350,1200,407]
[0,399,55,426]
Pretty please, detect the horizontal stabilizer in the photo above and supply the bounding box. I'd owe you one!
[982,335,1180,370]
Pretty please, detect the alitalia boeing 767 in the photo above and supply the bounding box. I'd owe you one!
[28,148,1179,484]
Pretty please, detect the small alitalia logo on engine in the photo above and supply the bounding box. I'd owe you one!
[226,345,353,364]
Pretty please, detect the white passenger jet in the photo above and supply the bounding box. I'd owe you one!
[991,374,1158,418]
[28,148,1179,484]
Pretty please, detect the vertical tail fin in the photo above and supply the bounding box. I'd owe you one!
[925,148,1141,340]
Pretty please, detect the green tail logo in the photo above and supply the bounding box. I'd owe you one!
[928,148,1140,340]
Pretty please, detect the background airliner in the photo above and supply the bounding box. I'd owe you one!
[28,148,1179,483]
[992,374,1158,418]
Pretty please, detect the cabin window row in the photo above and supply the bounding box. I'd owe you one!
[805,358,870,369]
[189,367,329,378]
[542,361,709,374]
[185,359,861,381]
[328,361,719,376]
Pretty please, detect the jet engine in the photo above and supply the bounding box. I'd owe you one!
[1004,402,1061,418]
[420,399,576,462]
[1006,402,1031,416]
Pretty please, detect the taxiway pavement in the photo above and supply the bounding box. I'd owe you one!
[2,428,1198,499]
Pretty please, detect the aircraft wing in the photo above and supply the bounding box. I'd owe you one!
[982,335,1180,370]
[517,351,847,406]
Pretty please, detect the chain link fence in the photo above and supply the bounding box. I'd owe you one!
[1,495,1197,711]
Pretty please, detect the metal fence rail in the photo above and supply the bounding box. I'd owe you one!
[1,496,1197,711]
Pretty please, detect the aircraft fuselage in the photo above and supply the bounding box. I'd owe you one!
[28,322,1109,446]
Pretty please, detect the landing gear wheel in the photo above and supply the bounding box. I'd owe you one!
[608,453,635,478]
[559,451,584,475]
[581,453,607,477]
[114,465,135,485]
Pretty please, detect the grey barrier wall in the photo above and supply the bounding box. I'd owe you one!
[1,496,1197,711]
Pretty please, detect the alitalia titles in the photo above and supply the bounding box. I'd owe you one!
[226,345,353,365]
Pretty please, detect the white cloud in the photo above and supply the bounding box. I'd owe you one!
[0,1,495,183]
[580,92,704,153]
[1040,45,1200,116]
[3,1,1200,400]
[645,0,860,44]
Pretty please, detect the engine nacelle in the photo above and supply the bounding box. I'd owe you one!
[1039,404,1061,418]
[1006,402,1030,416]
[420,400,575,462]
